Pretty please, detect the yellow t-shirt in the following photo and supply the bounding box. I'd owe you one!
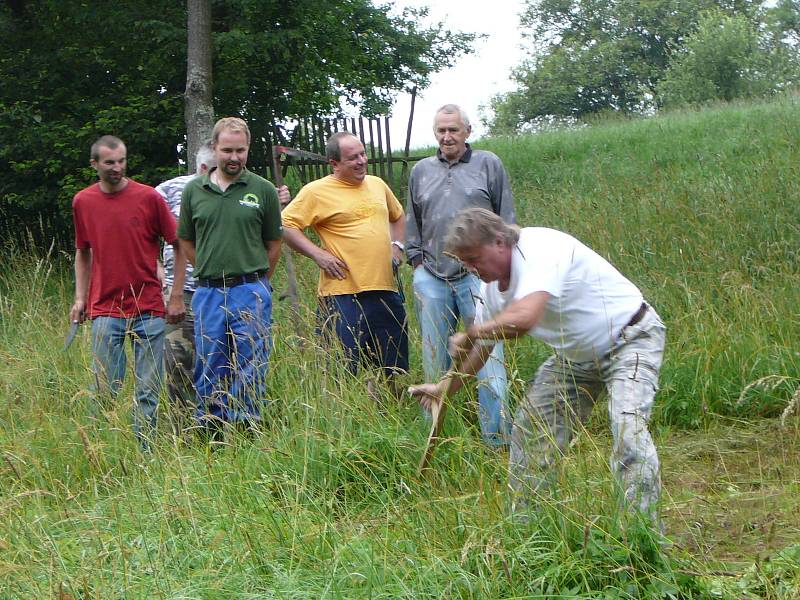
[282,175,404,296]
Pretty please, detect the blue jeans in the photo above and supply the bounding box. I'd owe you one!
[90,315,165,448]
[192,279,272,424]
[412,267,510,446]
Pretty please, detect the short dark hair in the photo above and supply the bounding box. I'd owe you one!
[212,117,250,145]
[90,135,125,161]
[325,131,358,161]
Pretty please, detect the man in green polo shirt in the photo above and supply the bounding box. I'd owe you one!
[167,117,286,435]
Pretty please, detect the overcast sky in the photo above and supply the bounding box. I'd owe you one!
[384,0,527,150]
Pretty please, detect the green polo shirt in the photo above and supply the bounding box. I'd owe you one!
[178,169,282,279]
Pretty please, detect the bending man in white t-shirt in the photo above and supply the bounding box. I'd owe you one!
[410,208,666,524]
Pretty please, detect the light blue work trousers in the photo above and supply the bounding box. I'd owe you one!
[510,306,666,523]
[413,266,510,446]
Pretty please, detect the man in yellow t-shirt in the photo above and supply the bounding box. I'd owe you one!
[282,132,408,393]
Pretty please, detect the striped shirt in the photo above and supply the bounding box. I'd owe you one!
[156,174,196,291]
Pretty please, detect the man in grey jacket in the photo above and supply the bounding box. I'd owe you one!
[406,104,515,446]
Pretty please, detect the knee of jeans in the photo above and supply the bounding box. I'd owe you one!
[611,406,651,434]
[613,431,659,472]
[611,409,655,456]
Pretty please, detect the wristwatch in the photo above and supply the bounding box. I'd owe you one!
[391,240,405,251]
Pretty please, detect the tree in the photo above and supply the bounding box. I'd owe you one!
[185,0,215,170]
[486,0,764,133]
[767,0,800,45]
[657,10,796,107]
[0,0,474,246]
[0,0,188,245]
[207,1,474,170]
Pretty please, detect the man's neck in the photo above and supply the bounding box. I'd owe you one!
[98,178,128,194]
[440,148,468,166]
[332,173,361,186]
[213,168,242,192]
[498,249,513,292]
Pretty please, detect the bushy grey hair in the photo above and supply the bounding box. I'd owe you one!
[90,135,125,161]
[434,104,471,130]
[325,131,358,161]
[195,140,216,172]
[444,208,520,255]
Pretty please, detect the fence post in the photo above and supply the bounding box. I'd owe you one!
[375,118,386,180]
[384,117,393,184]
[402,86,417,183]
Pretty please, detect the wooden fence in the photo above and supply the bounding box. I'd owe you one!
[253,89,426,188]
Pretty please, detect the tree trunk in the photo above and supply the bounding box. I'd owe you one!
[185,0,214,173]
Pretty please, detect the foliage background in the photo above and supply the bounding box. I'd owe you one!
[487,0,800,133]
[0,0,473,247]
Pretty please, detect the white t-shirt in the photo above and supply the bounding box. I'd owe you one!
[476,228,643,363]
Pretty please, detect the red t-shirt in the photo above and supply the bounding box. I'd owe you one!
[73,180,178,318]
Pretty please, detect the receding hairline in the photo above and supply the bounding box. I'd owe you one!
[433,103,471,130]
[90,135,126,161]
[326,131,361,161]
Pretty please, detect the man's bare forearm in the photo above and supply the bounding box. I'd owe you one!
[283,227,320,260]
[466,291,550,342]
[265,239,281,278]
[70,248,92,322]
[389,215,405,244]
[74,248,92,303]
[170,239,193,294]
[438,343,493,398]
[166,240,191,324]
[283,226,348,280]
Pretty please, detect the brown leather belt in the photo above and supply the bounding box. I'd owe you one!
[625,302,648,328]
[197,270,268,288]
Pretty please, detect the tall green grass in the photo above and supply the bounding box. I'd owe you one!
[0,252,705,598]
[1,96,798,597]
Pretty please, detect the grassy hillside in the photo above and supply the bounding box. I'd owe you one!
[486,98,799,428]
[0,97,798,597]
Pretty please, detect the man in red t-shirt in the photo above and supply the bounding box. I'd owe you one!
[71,135,181,449]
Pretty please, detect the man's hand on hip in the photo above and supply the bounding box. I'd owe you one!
[314,250,349,280]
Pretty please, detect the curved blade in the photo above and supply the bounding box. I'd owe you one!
[418,396,448,474]
[63,322,80,351]
[274,145,327,163]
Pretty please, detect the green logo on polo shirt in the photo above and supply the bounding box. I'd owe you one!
[239,193,260,208]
